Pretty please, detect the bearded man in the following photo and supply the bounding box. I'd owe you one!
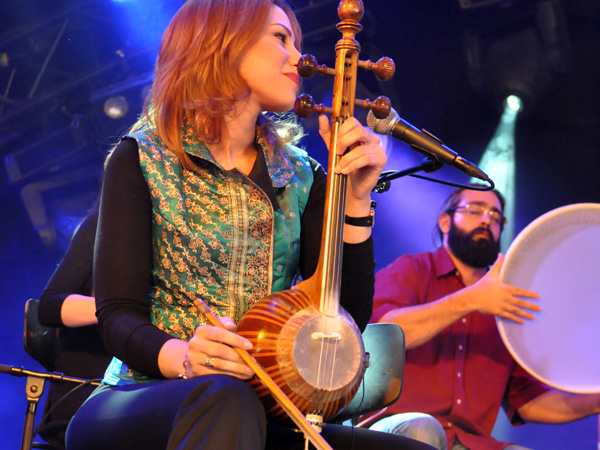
[362,185,600,450]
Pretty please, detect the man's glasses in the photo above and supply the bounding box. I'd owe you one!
[447,203,507,226]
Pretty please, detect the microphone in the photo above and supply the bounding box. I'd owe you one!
[367,108,490,182]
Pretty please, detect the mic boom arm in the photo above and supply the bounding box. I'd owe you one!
[367,108,491,183]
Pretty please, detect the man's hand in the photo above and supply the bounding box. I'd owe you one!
[466,254,541,323]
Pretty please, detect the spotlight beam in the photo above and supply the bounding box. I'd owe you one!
[471,95,521,251]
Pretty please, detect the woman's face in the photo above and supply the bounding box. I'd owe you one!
[239,5,302,113]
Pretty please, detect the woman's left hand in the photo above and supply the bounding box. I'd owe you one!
[318,115,386,205]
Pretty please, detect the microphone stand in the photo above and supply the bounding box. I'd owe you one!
[373,157,443,193]
[0,363,100,450]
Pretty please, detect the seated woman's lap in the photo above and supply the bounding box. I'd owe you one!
[66,374,435,450]
[66,374,266,450]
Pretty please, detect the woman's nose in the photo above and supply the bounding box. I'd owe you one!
[289,46,301,67]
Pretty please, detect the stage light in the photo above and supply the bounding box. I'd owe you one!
[103,95,129,119]
[462,1,568,118]
[462,2,569,251]
[471,94,522,250]
[505,95,522,113]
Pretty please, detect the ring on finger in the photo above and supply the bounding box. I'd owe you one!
[204,356,215,368]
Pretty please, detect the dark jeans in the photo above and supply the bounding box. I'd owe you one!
[66,375,435,450]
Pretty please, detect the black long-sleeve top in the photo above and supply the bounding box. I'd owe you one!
[37,209,111,450]
[38,208,111,369]
[39,209,97,327]
[95,138,376,379]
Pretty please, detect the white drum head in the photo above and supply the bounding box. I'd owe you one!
[498,203,600,393]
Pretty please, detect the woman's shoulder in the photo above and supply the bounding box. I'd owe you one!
[106,137,141,170]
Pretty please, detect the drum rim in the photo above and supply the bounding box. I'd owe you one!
[497,202,600,393]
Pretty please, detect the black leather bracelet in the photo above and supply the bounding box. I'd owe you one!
[345,202,376,227]
[344,213,374,227]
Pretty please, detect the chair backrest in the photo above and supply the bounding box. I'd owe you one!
[330,322,405,423]
[23,299,64,372]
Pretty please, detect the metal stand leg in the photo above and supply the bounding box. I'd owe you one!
[1,363,98,450]
[21,376,46,450]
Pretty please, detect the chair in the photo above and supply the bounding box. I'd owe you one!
[24,298,64,372]
[330,322,405,424]
[0,298,63,450]
[18,299,97,450]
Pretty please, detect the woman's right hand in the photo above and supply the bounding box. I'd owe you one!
[185,317,255,379]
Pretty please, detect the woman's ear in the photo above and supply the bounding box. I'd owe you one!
[438,213,451,235]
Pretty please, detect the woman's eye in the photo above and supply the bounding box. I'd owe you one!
[274,32,287,44]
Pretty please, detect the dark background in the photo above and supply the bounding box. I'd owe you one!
[1,0,598,448]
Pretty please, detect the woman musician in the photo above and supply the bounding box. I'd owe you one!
[65,1,435,449]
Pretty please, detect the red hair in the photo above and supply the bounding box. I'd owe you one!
[137,0,303,172]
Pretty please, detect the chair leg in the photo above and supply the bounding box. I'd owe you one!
[21,375,46,450]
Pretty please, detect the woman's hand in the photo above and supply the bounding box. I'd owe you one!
[318,115,387,209]
[184,317,255,380]
[319,115,386,243]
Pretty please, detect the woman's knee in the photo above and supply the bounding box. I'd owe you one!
[187,375,264,416]
[168,376,267,449]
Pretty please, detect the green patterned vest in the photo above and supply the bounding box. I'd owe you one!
[103,124,314,385]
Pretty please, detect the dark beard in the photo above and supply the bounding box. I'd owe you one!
[447,222,500,268]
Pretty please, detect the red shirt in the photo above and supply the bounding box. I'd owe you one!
[364,247,550,450]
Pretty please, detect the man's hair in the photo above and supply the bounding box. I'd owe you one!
[128,0,303,173]
[432,183,506,245]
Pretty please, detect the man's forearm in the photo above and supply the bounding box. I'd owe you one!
[519,391,600,424]
[379,291,474,348]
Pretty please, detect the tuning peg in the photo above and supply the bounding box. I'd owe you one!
[294,94,334,118]
[355,95,391,119]
[358,57,395,81]
[296,54,335,78]
[294,93,392,120]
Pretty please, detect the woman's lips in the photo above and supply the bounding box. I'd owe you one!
[284,72,300,86]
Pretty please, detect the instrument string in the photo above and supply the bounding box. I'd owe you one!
[317,330,325,389]
[328,339,339,390]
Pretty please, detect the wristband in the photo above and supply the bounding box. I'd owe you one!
[345,201,376,227]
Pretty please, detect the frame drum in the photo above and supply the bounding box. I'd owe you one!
[497,203,600,393]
